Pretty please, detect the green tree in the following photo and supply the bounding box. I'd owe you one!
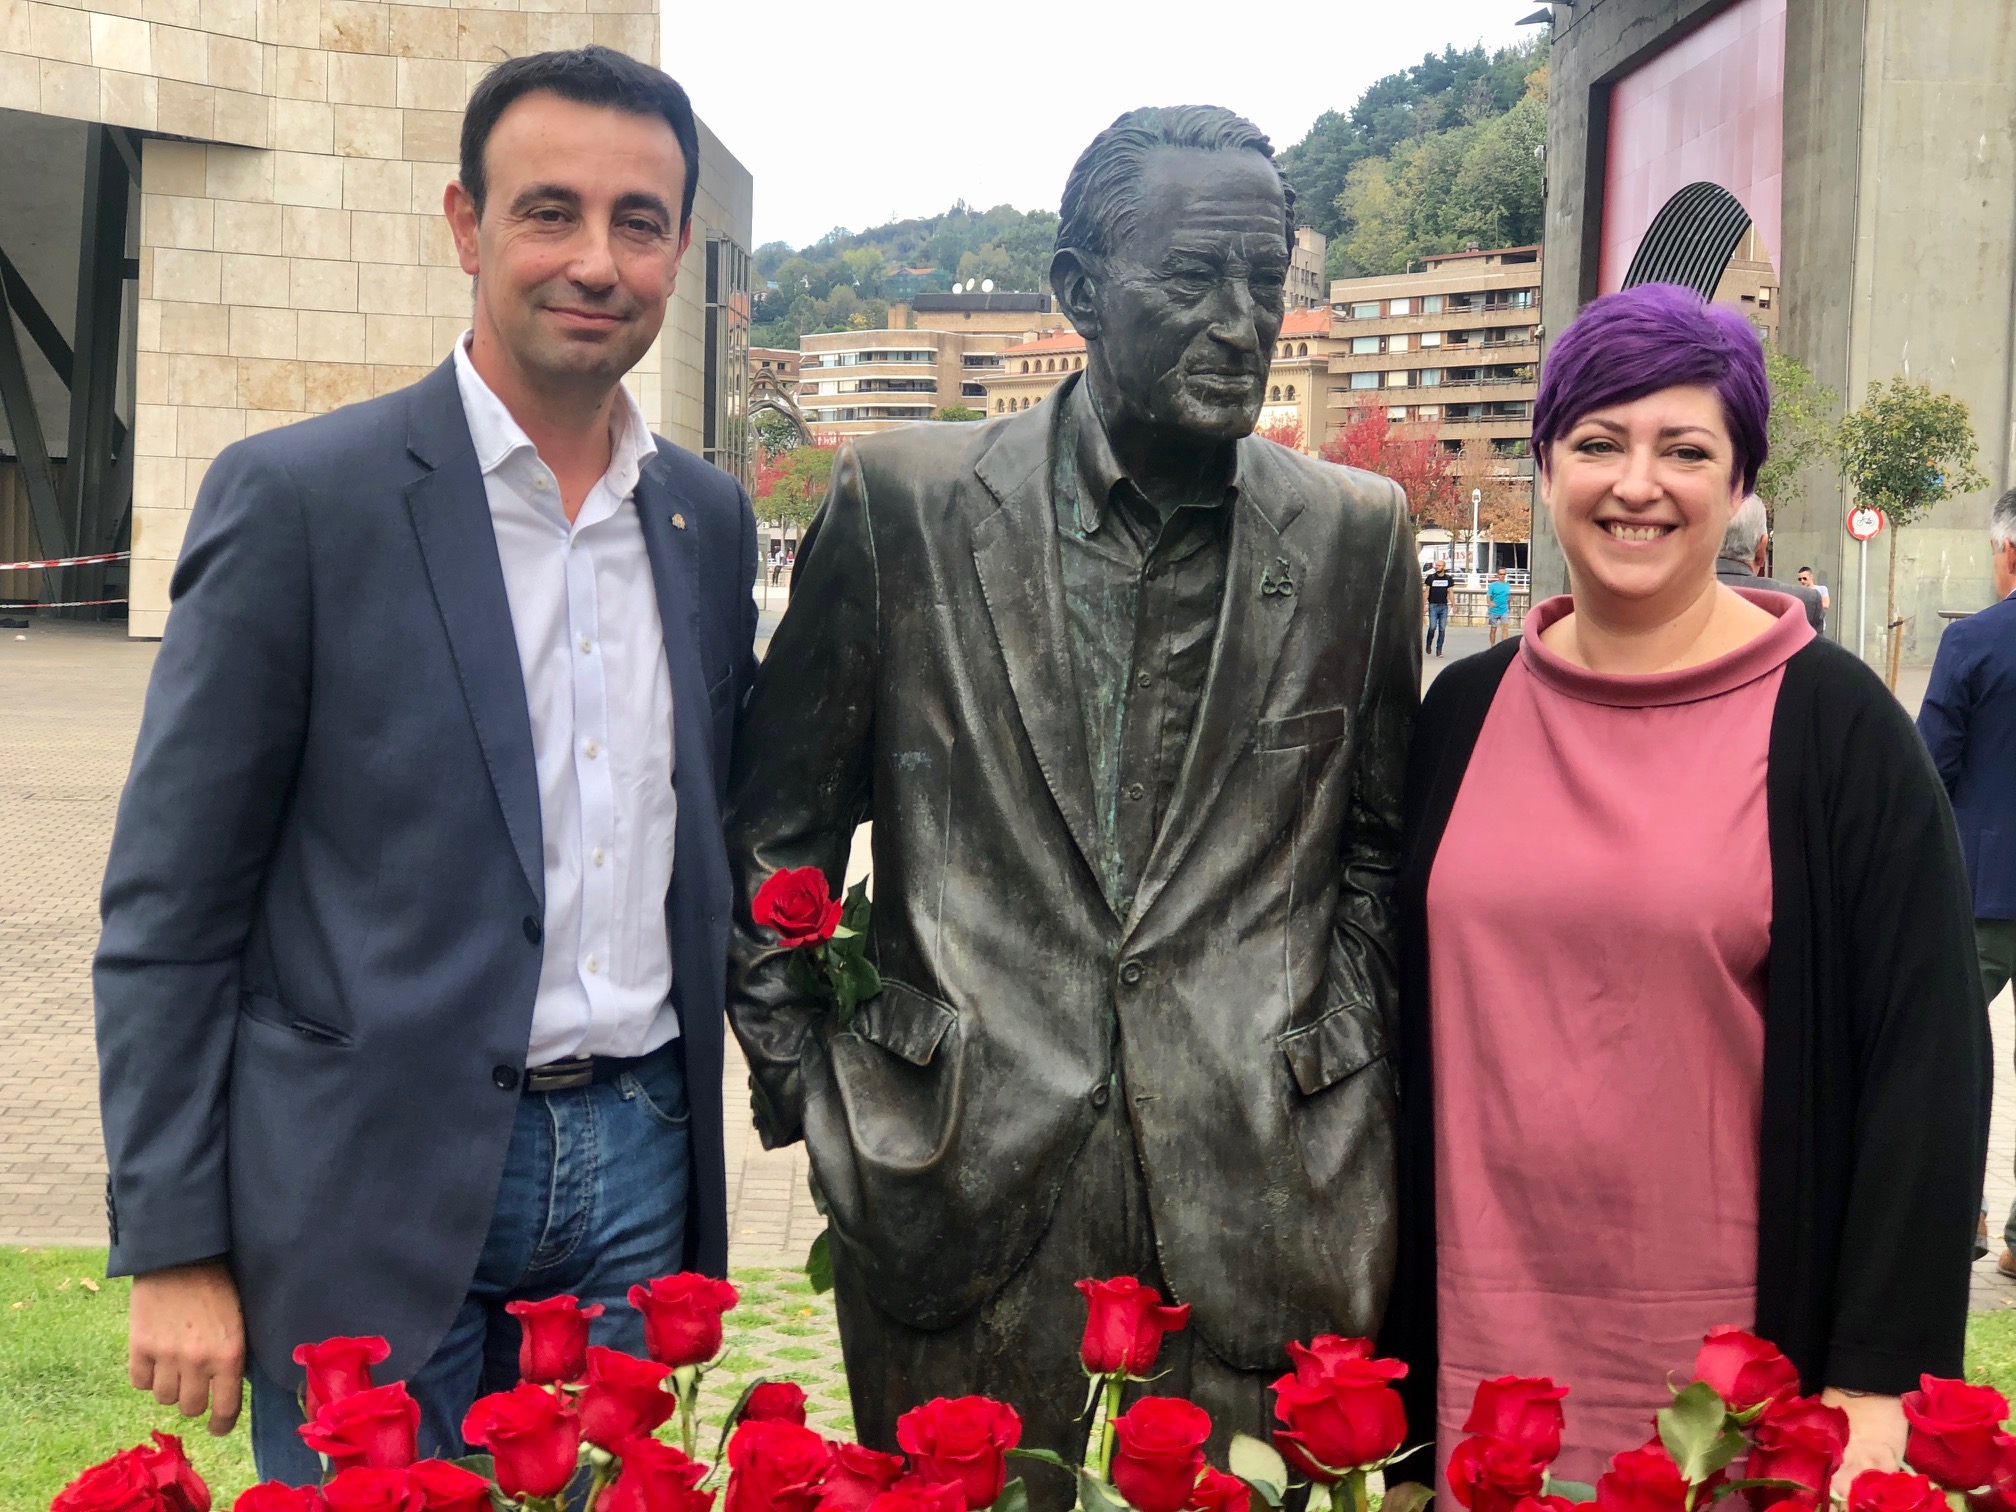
[932,405,984,422]
[1755,351,1838,518]
[761,444,837,535]
[753,409,803,455]
[1836,375,1989,685]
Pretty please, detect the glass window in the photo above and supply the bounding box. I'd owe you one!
[1419,331,1442,347]
[1385,371,1410,387]
[1350,301,1380,319]
[1349,371,1379,390]
[1388,333,1409,353]
[1285,385,1296,400]
[1422,295,1444,314]
[1419,369,1442,387]
[1416,405,1440,421]
[1389,298,1412,316]
[1351,335,1381,355]
[1388,406,1408,421]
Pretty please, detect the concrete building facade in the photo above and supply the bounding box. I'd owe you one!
[1287,225,1327,310]
[1535,0,2016,663]
[0,3,752,635]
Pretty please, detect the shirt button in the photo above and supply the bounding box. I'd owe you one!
[1136,671,1152,689]
[1119,959,1145,987]
[1091,1083,1111,1107]
[1125,782,1145,801]
[522,916,543,945]
[584,740,599,759]
[586,954,600,974]
[580,635,593,654]
[592,847,606,867]
[493,1065,520,1091]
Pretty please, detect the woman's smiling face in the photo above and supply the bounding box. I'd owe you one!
[1542,382,1745,617]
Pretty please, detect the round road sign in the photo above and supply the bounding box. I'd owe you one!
[1847,506,1885,542]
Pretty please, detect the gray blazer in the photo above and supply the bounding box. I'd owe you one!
[725,381,1418,1370]
[94,359,758,1385]
[1716,555,1826,632]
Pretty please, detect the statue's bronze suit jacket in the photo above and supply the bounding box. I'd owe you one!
[726,387,1420,1371]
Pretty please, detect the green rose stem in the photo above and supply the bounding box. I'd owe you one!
[1094,1373,1125,1480]
[578,1449,617,1512]
[675,1364,702,1459]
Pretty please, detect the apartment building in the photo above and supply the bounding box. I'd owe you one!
[1288,226,1328,310]
[751,347,800,390]
[981,328,1085,416]
[797,291,1070,435]
[1258,307,1335,446]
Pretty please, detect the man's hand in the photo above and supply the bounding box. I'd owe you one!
[128,1260,245,1435]
[1822,1388,1907,1502]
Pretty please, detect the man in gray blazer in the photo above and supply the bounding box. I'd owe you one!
[94,47,756,1474]
[727,106,1415,1500]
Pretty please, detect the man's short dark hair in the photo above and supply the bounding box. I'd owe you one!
[1055,105,1294,261]
[460,47,701,229]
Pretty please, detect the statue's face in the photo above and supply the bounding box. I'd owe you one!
[1085,147,1289,442]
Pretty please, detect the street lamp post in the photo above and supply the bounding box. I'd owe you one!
[1471,487,1483,581]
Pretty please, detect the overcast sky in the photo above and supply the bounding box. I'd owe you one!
[666,1,1538,250]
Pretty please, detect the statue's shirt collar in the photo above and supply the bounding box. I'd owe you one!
[1064,375,1241,538]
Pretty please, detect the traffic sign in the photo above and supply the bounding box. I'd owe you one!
[1848,506,1885,542]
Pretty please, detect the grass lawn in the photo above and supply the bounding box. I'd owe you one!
[9,1244,2016,1512]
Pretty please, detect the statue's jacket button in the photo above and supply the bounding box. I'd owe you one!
[1118,959,1145,986]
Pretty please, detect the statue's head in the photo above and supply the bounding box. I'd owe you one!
[1052,106,1293,445]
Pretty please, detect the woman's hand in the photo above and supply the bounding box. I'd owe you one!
[1821,1388,1907,1502]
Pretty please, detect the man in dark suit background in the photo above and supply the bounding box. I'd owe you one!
[726,106,1415,1503]
[1918,485,2016,1272]
[1715,493,1826,631]
[93,47,756,1475]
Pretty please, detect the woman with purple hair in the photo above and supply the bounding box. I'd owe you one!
[1379,283,1989,1489]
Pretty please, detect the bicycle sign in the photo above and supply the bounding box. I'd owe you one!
[1847,506,1885,541]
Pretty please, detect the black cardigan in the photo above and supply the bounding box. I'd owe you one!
[1381,636,1992,1475]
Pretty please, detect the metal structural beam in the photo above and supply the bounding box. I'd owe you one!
[60,124,133,609]
[0,263,68,581]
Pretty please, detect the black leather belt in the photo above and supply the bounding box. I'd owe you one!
[524,1043,672,1094]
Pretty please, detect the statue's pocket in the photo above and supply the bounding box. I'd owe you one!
[1252,705,1351,753]
[823,979,964,1172]
[1277,1001,1388,1096]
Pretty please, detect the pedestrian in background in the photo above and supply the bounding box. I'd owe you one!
[1425,557,1454,657]
[1916,485,2016,1275]
[1713,493,1825,631]
[1797,567,1830,631]
[1485,568,1512,645]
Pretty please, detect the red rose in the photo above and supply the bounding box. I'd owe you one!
[135,1432,212,1512]
[461,1383,583,1500]
[1110,1397,1213,1512]
[1595,1442,1690,1512]
[725,1419,832,1512]
[233,1489,324,1512]
[52,1448,174,1512]
[866,1484,966,1512]
[505,1295,604,1385]
[299,1383,422,1471]
[896,1396,1023,1510]
[319,1470,423,1512]
[1904,1377,2011,1491]
[745,1382,810,1426]
[1074,1277,1192,1377]
[1270,1345,1408,1479]
[602,1438,716,1512]
[1745,1396,1849,1510]
[1978,1434,2016,1512]
[577,1347,677,1451]
[1511,1500,1585,1512]
[628,1274,741,1367]
[1694,1329,1801,1413]
[404,1463,492,1512]
[1462,1377,1570,1464]
[292,1337,392,1423]
[817,1444,909,1512]
[1848,1472,1949,1512]
[1449,1437,1550,1512]
[1190,1467,1252,1512]
[754,868,844,948]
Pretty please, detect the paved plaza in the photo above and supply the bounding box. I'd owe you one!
[2,609,2012,1313]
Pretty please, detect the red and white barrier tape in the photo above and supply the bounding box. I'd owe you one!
[0,597,127,609]
[0,551,129,571]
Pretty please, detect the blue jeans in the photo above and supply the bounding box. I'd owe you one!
[1426,603,1449,654]
[250,1046,691,1481]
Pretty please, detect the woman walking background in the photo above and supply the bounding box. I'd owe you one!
[1382,283,1990,1491]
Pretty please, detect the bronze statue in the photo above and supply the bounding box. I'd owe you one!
[726,106,1418,1505]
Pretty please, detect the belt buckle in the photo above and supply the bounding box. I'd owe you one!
[526,1057,595,1093]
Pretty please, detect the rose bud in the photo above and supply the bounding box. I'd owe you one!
[577,1347,677,1451]
[1594,1442,1689,1512]
[895,1396,1024,1511]
[753,868,844,948]
[865,1484,966,1512]
[404,1462,492,1512]
[1462,1377,1571,1464]
[1111,1397,1212,1512]
[461,1383,583,1501]
[52,1446,172,1512]
[602,1438,716,1512]
[1847,1472,1949,1512]
[1191,1466,1254,1512]
[299,1383,422,1472]
[1074,1277,1193,1377]
[1903,1377,2011,1491]
[319,1470,423,1512]
[628,1274,741,1368]
[1745,1395,1849,1510]
[233,1488,325,1512]
[1448,1437,1550,1512]
[744,1382,810,1426]
[292,1337,393,1422]
[1270,1347,1408,1479]
[1693,1329,1801,1413]
[504,1294,604,1385]
[725,1419,832,1512]
[816,1444,909,1512]
[136,1431,213,1512]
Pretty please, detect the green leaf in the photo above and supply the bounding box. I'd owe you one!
[805,1228,834,1293]
[787,948,833,1000]
[845,955,882,1002]
[1008,1449,1077,1471]
[1077,1470,1128,1512]
[452,1455,496,1480]
[1230,1435,1291,1494]
[1657,1381,1747,1484]
[1382,1484,1436,1512]
[1544,1479,1594,1503]
[991,1479,1032,1512]
[1240,1480,1285,1512]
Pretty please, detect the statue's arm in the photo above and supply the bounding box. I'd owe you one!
[1327,489,1421,1048]
[724,445,879,1148]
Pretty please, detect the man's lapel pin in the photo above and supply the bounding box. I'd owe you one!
[1260,556,1295,598]
[671,513,687,530]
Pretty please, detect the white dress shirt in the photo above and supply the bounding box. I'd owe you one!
[452,336,680,1065]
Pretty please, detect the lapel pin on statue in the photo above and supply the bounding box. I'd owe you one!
[1261,557,1295,598]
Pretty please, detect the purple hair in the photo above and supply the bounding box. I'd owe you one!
[1531,282,1769,494]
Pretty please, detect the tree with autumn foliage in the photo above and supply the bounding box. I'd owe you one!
[1320,404,1462,529]
[1255,417,1305,453]
[754,433,842,536]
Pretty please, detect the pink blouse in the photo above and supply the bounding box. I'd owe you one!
[1427,590,1815,1487]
